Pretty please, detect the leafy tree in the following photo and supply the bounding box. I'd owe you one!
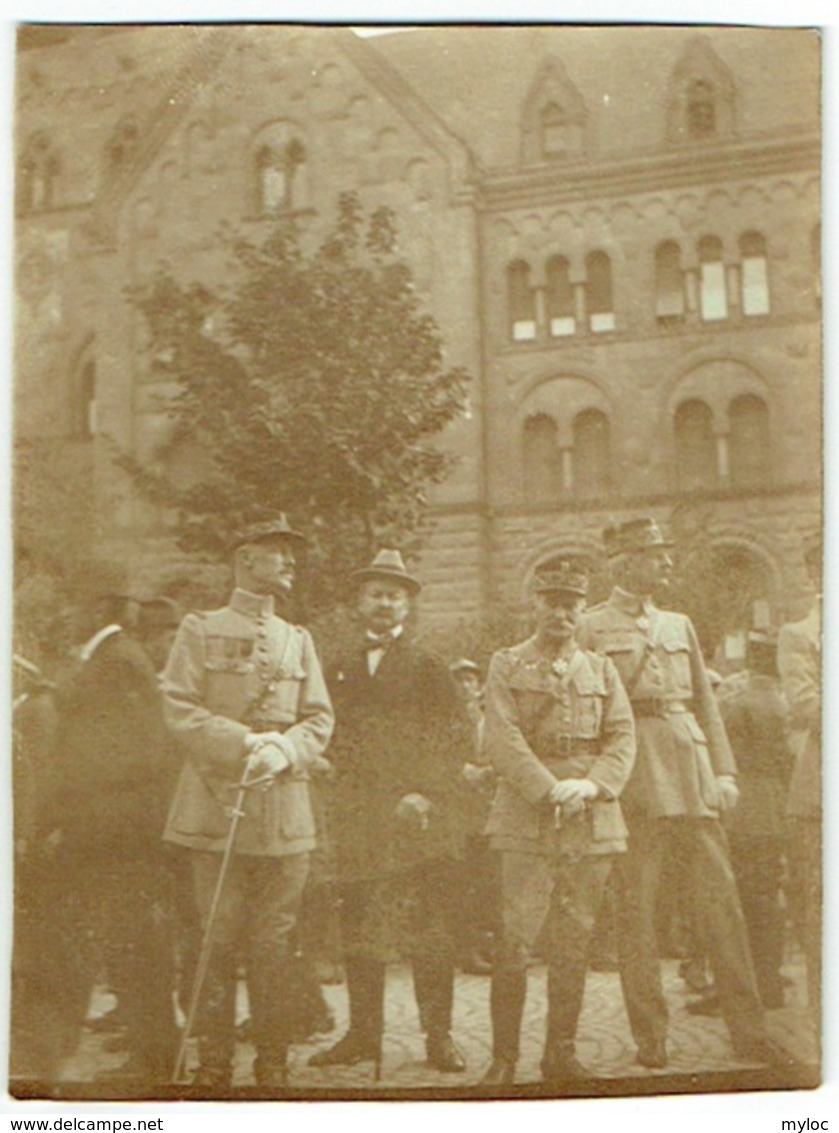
[126,193,471,614]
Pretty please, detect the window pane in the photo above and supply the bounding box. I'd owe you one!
[700,261,727,321]
[523,414,560,499]
[572,410,610,495]
[546,257,575,338]
[513,320,537,341]
[742,256,770,316]
[508,261,537,340]
[675,399,717,490]
[729,395,770,485]
[655,242,685,319]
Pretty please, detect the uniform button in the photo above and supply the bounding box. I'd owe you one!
[268,682,278,692]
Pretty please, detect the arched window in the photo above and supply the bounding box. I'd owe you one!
[256,137,306,215]
[17,131,60,214]
[739,231,770,316]
[729,394,770,486]
[687,79,716,139]
[541,102,569,158]
[675,399,717,491]
[698,235,727,322]
[546,256,575,337]
[655,241,685,323]
[572,409,610,496]
[586,251,615,333]
[523,414,560,500]
[508,260,537,341]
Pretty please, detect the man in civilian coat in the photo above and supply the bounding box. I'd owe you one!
[309,549,470,1076]
[578,518,783,1070]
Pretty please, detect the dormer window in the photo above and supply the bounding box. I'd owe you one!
[17,131,60,214]
[254,134,306,215]
[541,102,569,158]
[521,57,587,165]
[666,37,737,146]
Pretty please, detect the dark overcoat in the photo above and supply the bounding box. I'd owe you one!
[324,635,471,882]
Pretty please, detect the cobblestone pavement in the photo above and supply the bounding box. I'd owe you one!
[47,946,819,1099]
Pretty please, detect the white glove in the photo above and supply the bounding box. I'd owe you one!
[395,792,433,830]
[549,778,599,808]
[246,741,292,780]
[715,775,740,812]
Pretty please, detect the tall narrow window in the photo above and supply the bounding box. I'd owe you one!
[256,137,306,215]
[541,102,568,158]
[675,399,717,491]
[655,241,685,323]
[698,236,727,322]
[586,251,615,333]
[687,79,716,139]
[729,395,770,486]
[523,414,560,500]
[546,256,575,337]
[508,260,537,341]
[572,409,610,496]
[739,232,770,316]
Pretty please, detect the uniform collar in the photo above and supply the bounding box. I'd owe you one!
[79,624,123,662]
[609,587,655,618]
[230,588,276,619]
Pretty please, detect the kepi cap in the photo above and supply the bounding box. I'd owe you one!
[603,517,673,558]
[230,513,306,553]
[532,559,589,597]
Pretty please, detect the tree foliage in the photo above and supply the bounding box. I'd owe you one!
[126,193,471,613]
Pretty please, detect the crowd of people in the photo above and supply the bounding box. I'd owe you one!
[10,514,821,1092]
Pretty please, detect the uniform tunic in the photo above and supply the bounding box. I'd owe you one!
[160,587,334,1076]
[163,587,334,857]
[578,588,766,1056]
[481,637,636,1067]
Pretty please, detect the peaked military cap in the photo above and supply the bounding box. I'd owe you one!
[231,513,306,552]
[532,560,589,596]
[449,657,481,675]
[350,548,422,595]
[603,517,674,558]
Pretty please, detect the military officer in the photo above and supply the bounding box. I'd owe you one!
[578,518,780,1069]
[480,560,636,1086]
[162,514,334,1090]
[777,531,822,1026]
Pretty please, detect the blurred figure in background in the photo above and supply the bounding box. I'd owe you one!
[778,531,822,1031]
[449,658,497,975]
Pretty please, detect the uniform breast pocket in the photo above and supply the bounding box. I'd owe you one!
[660,639,692,693]
[570,676,606,735]
[204,636,255,673]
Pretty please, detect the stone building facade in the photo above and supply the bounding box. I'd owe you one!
[15,24,821,648]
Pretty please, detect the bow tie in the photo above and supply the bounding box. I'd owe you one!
[365,634,394,652]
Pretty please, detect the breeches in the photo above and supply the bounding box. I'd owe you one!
[190,851,309,1066]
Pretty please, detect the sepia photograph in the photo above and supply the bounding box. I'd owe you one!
[9,18,823,1107]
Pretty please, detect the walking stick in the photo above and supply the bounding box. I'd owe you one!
[171,767,274,1084]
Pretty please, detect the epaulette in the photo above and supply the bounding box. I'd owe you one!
[584,600,608,613]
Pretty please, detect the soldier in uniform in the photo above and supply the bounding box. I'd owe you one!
[308,549,470,1076]
[479,561,636,1086]
[777,531,822,1027]
[578,518,780,1069]
[162,515,334,1089]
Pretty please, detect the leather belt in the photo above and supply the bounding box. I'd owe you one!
[632,699,690,718]
[249,719,290,733]
[552,736,600,757]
